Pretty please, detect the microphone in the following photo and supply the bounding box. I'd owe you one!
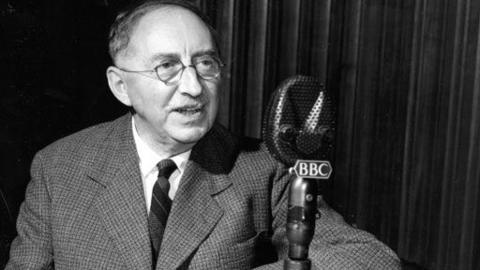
[262,75,335,270]
[263,76,335,166]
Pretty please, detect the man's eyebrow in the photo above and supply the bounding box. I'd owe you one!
[149,53,179,62]
[191,49,220,59]
[148,50,220,63]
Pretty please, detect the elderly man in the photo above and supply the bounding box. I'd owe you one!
[7,0,401,269]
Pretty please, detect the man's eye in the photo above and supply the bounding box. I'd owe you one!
[196,57,217,68]
[157,61,177,70]
[199,59,213,66]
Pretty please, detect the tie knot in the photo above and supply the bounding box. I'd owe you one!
[157,159,177,178]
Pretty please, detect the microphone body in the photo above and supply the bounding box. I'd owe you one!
[284,176,317,270]
[262,75,335,270]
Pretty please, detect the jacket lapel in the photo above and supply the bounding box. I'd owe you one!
[156,125,237,270]
[87,115,152,270]
[85,118,238,270]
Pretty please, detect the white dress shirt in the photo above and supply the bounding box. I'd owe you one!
[131,117,190,212]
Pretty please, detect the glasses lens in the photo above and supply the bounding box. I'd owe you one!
[155,56,222,85]
[194,55,221,79]
[156,60,183,82]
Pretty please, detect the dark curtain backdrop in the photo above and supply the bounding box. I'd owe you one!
[326,1,480,270]
[1,0,479,269]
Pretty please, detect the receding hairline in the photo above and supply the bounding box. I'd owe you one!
[108,2,218,65]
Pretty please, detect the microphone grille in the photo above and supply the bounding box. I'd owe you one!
[263,75,335,166]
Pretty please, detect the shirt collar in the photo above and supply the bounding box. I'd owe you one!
[132,117,190,178]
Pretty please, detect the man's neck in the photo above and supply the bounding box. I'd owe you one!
[132,117,195,158]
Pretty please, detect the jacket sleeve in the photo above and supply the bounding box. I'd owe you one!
[6,152,54,270]
[255,163,402,270]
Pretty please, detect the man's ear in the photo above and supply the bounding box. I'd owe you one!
[106,66,132,106]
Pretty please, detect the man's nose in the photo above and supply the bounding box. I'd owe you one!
[177,66,202,97]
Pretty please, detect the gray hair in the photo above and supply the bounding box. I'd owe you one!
[108,0,219,64]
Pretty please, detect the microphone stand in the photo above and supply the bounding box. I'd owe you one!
[284,174,317,270]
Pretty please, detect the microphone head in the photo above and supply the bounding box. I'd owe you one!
[262,75,335,167]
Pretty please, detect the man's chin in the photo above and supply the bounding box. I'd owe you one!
[170,126,209,145]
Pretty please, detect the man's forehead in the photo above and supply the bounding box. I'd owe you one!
[125,6,214,57]
[134,6,210,39]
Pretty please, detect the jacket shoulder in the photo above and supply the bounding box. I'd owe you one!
[35,115,128,168]
[208,124,287,181]
[208,124,280,167]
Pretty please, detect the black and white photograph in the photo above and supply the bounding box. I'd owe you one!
[1,0,479,269]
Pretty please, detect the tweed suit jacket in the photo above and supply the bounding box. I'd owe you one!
[7,114,401,270]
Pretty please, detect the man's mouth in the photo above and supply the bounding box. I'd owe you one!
[173,105,204,115]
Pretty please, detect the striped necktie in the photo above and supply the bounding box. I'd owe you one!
[149,159,177,265]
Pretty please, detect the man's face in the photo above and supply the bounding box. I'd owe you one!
[116,7,219,153]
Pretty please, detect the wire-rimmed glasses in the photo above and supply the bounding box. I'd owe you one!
[116,54,223,86]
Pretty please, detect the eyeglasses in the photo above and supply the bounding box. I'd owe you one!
[117,55,223,85]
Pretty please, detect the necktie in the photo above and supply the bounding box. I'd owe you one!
[149,159,177,264]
